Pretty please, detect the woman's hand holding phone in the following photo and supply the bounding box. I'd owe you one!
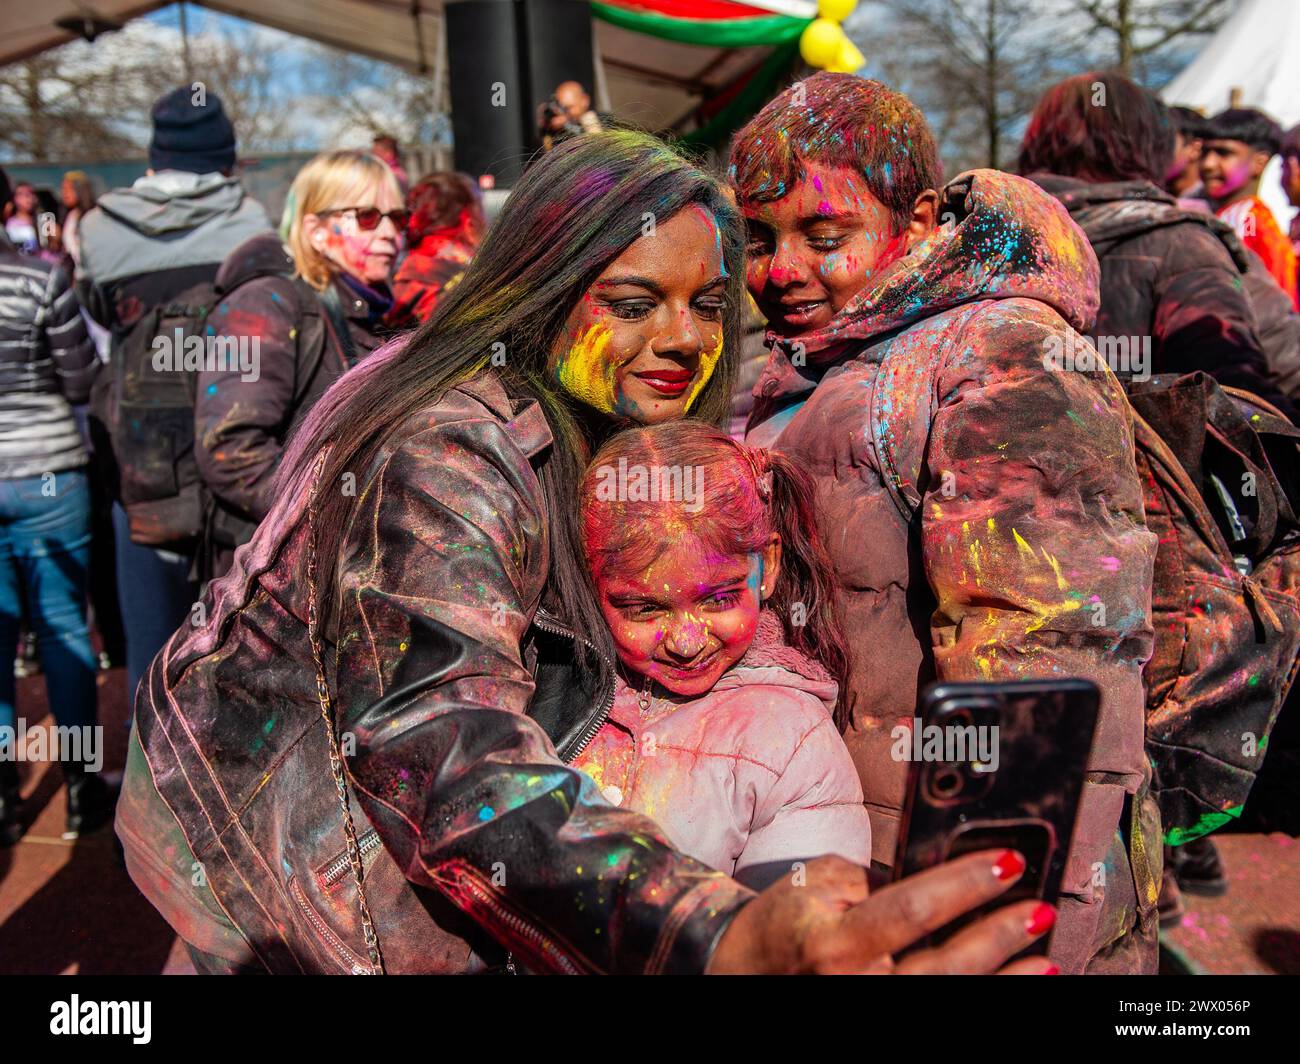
[707,849,1058,975]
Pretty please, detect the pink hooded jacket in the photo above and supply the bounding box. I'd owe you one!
[573,611,872,877]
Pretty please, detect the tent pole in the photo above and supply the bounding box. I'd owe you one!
[179,2,194,84]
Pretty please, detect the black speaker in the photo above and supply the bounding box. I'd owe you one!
[445,0,596,186]
[520,0,595,117]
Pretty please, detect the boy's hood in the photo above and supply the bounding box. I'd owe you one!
[765,169,1099,369]
[96,171,249,237]
[711,610,838,715]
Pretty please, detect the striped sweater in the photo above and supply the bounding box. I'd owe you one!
[0,239,97,479]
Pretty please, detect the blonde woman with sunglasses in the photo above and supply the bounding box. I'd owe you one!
[194,149,404,579]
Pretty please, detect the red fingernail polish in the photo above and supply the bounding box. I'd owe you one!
[1025,902,1056,935]
[992,850,1025,881]
[1042,964,1061,975]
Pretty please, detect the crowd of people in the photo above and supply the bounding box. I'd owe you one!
[1,66,1298,975]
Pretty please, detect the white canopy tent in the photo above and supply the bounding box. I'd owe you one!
[1162,0,1300,230]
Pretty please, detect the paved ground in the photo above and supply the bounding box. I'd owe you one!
[0,661,1295,975]
[0,662,195,975]
[1163,833,1300,975]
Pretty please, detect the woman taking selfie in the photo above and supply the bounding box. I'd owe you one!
[116,130,1055,975]
[194,149,404,576]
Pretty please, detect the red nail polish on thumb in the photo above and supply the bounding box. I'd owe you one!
[991,850,1026,881]
[1025,902,1056,936]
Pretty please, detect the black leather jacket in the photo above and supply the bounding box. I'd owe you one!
[115,372,753,973]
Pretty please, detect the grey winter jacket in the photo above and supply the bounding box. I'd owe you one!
[75,171,271,336]
[0,234,97,479]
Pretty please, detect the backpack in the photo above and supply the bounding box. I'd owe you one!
[96,282,216,548]
[90,274,325,551]
[868,353,1300,846]
[1126,373,1300,844]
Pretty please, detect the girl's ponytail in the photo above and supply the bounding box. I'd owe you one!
[754,447,853,732]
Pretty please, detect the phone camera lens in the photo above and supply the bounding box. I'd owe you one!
[930,767,963,800]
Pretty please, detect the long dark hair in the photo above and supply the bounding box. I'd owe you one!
[580,421,852,730]
[1018,71,1175,184]
[277,130,745,668]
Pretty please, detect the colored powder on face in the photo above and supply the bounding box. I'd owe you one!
[682,331,725,413]
[1215,159,1253,198]
[557,322,618,414]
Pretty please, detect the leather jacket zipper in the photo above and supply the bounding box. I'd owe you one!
[448,863,585,975]
[319,825,384,888]
[530,607,617,763]
[288,876,372,974]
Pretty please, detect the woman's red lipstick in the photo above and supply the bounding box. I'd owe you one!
[634,369,693,397]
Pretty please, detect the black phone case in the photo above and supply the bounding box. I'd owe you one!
[893,679,1101,954]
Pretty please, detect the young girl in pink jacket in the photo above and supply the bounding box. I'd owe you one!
[574,420,871,887]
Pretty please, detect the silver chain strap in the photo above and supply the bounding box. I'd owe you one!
[306,450,386,975]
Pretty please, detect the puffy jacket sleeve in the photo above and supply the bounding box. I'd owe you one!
[332,410,753,974]
[195,277,301,521]
[42,262,97,402]
[920,302,1156,784]
[1154,225,1294,416]
[736,699,872,873]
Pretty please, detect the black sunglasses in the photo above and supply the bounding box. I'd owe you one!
[325,206,411,231]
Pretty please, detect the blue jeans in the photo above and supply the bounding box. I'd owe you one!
[112,503,198,712]
[0,470,97,734]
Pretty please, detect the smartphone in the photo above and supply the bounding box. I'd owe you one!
[892,679,1101,956]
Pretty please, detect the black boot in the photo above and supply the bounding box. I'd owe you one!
[0,759,22,847]
[63,761,119,840]
[1170,836,1228,896]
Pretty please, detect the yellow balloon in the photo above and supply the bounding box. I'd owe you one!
[827,36,865,73]
[799,18,845,69]
[818,0,858,21]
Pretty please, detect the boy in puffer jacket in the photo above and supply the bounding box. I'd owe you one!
[731,73,1159,973]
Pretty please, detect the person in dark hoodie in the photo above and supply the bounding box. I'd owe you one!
[194,150,401,578]
[732,73,1160,973]
[1022,72,1300,925]
[1021,72,1300,413]
[76,86,271,705]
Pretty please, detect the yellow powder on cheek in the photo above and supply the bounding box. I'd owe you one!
[557,323,617,414]
[683,332,724,413]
